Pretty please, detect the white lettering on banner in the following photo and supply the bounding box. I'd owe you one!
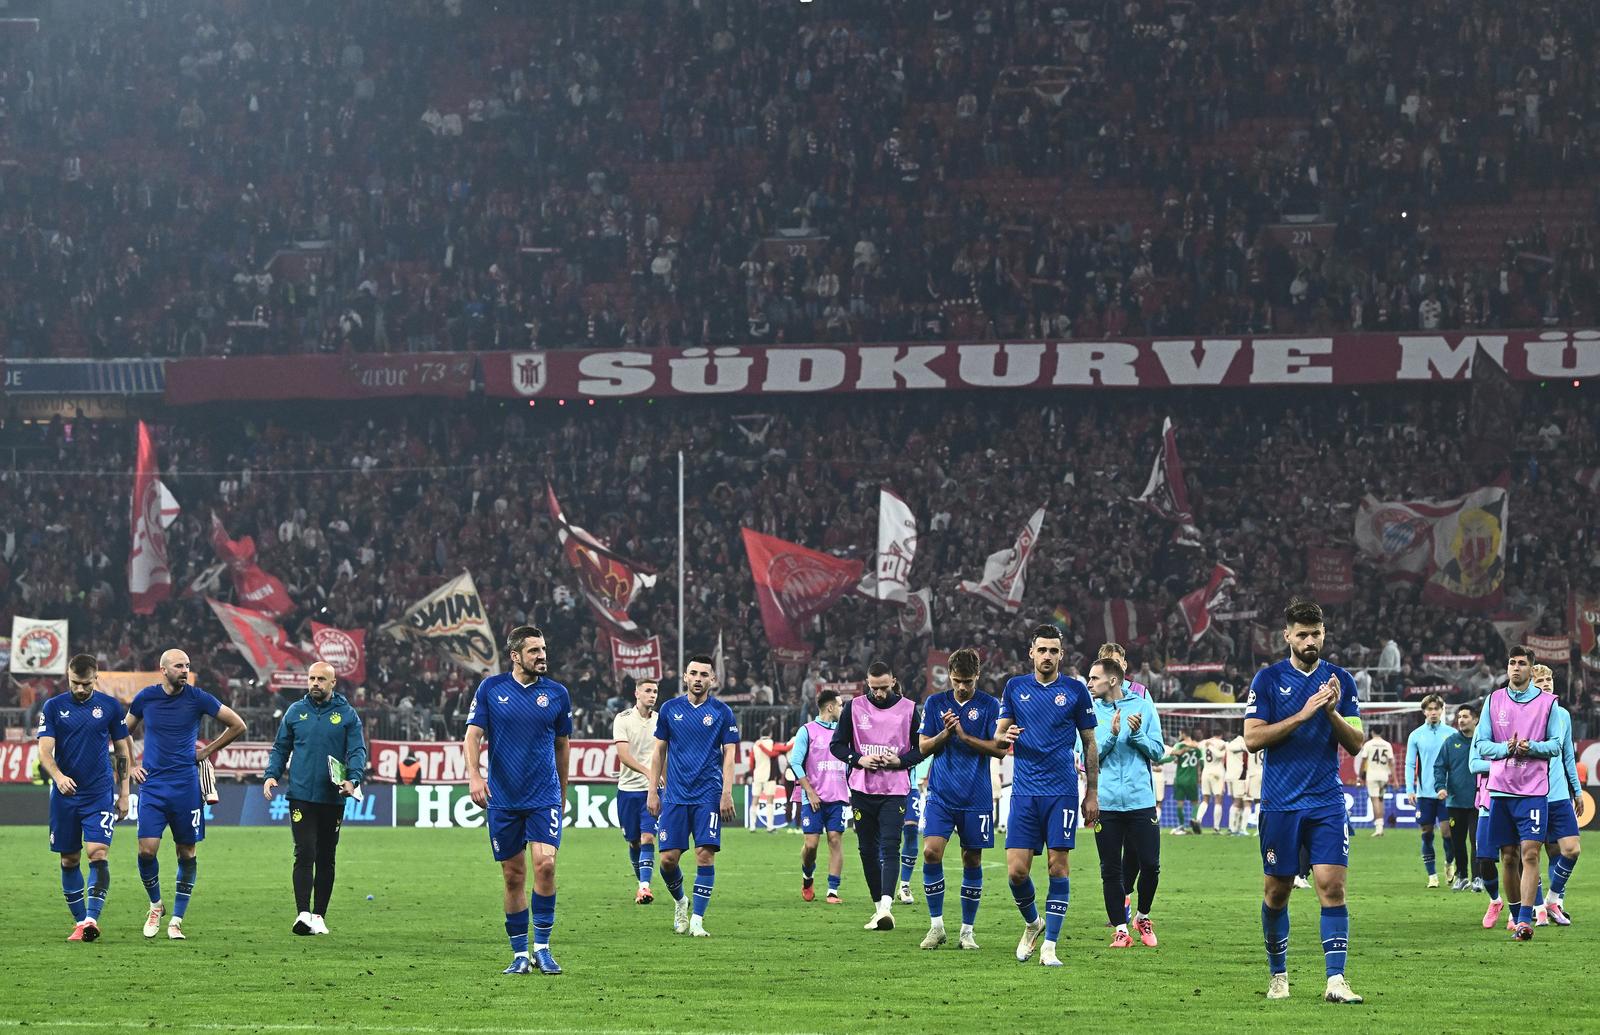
[1053,342,1140,385]
[763,348,847,392]
[0,741,41,782]
[370,739,622,784]
[1252,338,1334,382]
[856,346,947,389]
[572,785,608,829]
[1152,339,1243,384]
[1396,335,1509,380]
[958,343,1045,387]
[668,348,755,394]
[1525,330,1600,378]
[414,786,454,828]
[210,741,275,777]
[577,351,654,396]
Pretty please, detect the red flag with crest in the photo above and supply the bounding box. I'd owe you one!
[210,514,294,619]
[741,528,863,652]
[310,621,368,684]
[548,485,657,641]
[129,421,173,614]
[207,598,308,681]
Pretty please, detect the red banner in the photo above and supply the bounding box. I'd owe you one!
[925,649,951,698]
[609,635,663,683]
[0,741,40,783]
[208,740,276,778]
[1087,597,1154,646]
[165,352,474,404]
[368,738,622,784]
[128,421,172,614]
[1524,634,1570,665]
[207,598,307,680]
[210,514,293,618]
[1164,662,1228,674]
[310,622,368,684]
[548,484,657,640]
[1307,547,1355,605]
[1572,590,1600,668]
[741,528,862,652]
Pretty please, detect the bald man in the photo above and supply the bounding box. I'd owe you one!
[264,662,367,935]
[128,650,247,939]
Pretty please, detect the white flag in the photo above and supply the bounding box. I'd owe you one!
[875,488,918,603]
[381,571,500,676]
[898,588,933,636]
[11,616,68,674]
[958,508,1045,613]
[156,480,181,529]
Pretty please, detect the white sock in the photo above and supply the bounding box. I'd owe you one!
[929,916,944,929]
[960,923,973,934]
[1041,939,1057,951]
[1229,805,1241,831]
[1134,910,1149,922]
[533,942,548,951]
[1375,816,1385,832]
[515,950,529,959]
[878,895,892,911]
[1116,923,1128,935]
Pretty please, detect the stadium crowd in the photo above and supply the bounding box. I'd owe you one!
[4,0,1600,359]
[0,386,1594,736]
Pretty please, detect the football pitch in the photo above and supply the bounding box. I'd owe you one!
[7,825,1592,1034]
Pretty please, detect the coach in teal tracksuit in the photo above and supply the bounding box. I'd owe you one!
[1089,656,1166,944]
[1431,703,1479,889]
[262,662,367,934]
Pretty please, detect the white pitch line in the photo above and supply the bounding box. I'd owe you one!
[0,1020,832,1035]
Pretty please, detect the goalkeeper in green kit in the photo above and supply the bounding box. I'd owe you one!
[263,662,367,935]
[1164,732,1203,834]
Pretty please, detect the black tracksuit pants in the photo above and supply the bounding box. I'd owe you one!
[290,799,343,915]
[1095,807,1161,922]
[850,791,906,902]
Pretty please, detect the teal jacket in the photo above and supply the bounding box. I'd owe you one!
[1431,731,1476,808]
[264,692,367,804]
[1092,691,1165,812]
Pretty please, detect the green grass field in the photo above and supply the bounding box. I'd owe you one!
[6,824,1593,1035]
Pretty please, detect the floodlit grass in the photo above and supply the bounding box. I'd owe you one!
[7,823,1592,1034]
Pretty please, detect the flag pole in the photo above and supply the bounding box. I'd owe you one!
[677,450,685,681]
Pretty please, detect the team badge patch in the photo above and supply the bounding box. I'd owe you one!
[967,708,979,720]
[91,707,103,719]
[330,713,342,724]
[292,809,303,823]
[537,694,549,707]
[1055,694,1067,706]
[702,714,714,726]
[1266,849,1276,865]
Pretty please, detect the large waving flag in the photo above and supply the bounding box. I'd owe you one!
[381,571,500,675]
[1132,417,1200,544]
[207,598,307,681]
[1177,564,1237,642]
[874,488,918,604]
[129,421,173,614]
[741,528,862,651]
[1354,486,1507,610]
[548,484,657,640]
[210,514,294,619]
[958,507,1045,613]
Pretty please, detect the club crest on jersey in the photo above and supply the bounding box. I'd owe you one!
[536,694,549,707]
[330,713,342,724]
[1266,849,1277,865]
[967,708,979,720]
[702,714,714,727]
[1055,694,1066,706]
[91,707,103,719]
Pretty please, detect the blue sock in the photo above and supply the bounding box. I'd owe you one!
[505,909,529,955]
[1533,880,1544,907]
[1441,832,1455,867]
[1262,903,1289,974]
[960,866,983,927]
[899,826,917,884]
[61,864,86,922]
[1043,876,1070,943]
[1319,905,1349,977]
[1421,831,1436,875]
[1010,877,1039,923]
[923,862,945,920]
[137,855,160,903]
[692,865,715,918]
[827,873,841,894]
[530,891,555,948]
[628,842,641,880]
[802,860,816,885]
[1517,903,1533,926]
[1551,854,1576,898]
[662,862,684,902]
[638,844,655,886]
[173,857,196,919]
[1484,869,1500,899]
[87,860,109,920]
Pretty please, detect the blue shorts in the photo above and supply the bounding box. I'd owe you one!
[1487,796,1546,846]
[1475,811,1496,859]
[1259,804,1350,876]
[656,800,723,853]
[1004,794,1079,853]
[800,799,847,835]
[487,805,563,862]
[922,795,995,849]
[616,790,657,842]
[49,789,117,854]
[1415,796,1447,826]
[1544,798,1580,843]
[136,781,206,844]
[905,788,925,828]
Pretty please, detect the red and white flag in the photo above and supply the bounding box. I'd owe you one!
[609,635,664,683]
[741,528,862,651]
[207,598,307,681]
[548,485,657,640]
[1177,563,1237,642]
[1132,417,1200,544]
[310,622,367,684]
[958,507,1045,613]
[210,514,294,619]
[898,588,933,637]
[875,488,918,604]
[1087,598,1152,646]
[129,421,173,614]
[1353,485,1507,611]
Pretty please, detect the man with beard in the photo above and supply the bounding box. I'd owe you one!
[831,661,925,932]
[1244,600,1365,1004]
[263,661,367,936]
[466,627,572,975]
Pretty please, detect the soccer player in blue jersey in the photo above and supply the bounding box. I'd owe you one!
[465,626,572,976]
[647,654,739,938]
[128,649,247,941]
[916,648,1005,950]
[994,624,1099,969]
[37,654,133,942]
[1243,600,1365,1004]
